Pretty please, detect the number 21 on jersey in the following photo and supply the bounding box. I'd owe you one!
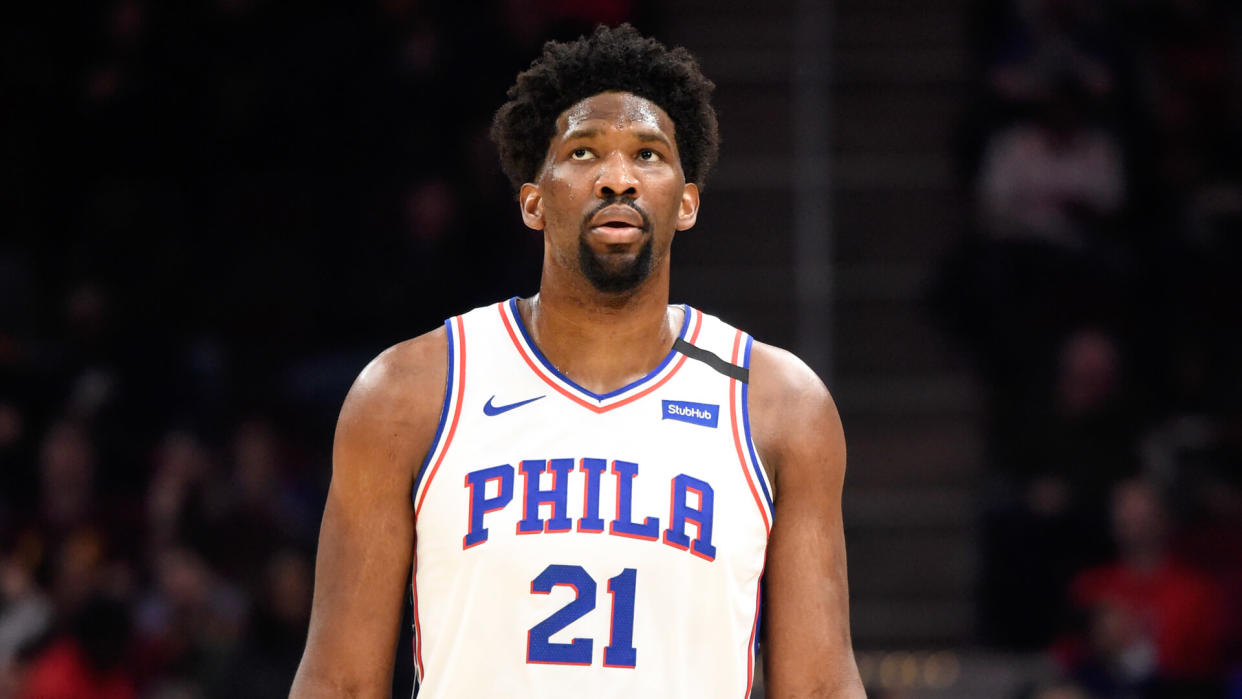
[527,564,637,668]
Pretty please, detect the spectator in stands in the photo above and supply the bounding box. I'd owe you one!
[0,398,32,521]
[39,421,98,533]
[214,548,312,697]
[131,544,245,696]
[1152,429,1242,682]
[203,418,317,586]
[984,0,1119,108]
[978,72,1124,249]
[145,428,216,553]
[1144,0,1236,149]
[979,328,1134,649]
[948,68,1135,503]
[943,70,1129,393]
[1031,329,1139,502]
[0,536,52,684]
[18,593,137,699]
[1059,478,1227,697]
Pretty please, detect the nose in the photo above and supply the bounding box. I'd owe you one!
[594,151,638,199]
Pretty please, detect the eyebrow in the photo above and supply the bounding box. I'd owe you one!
[561,127,673,148]
[562,127,603,141]
[635,131,673,146]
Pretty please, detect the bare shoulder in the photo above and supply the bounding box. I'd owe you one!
[342,326,447,414]
[746,340,845,489]
[334,325,449,483]
[746,343,862,696]
[292,326,449,695]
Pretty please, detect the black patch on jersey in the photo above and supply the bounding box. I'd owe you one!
[673,338,749,383]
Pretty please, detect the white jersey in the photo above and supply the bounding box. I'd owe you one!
[411,298,774,698]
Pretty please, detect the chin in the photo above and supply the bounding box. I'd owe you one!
[584,266,651,295]
[579,239,653,294]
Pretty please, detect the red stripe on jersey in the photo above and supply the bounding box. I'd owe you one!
[729,329,771,532]
[411,544,424,679]
[415,314,467,517]
[744,563,765,698]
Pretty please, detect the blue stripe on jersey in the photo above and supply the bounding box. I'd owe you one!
[411,317,456,506]
[755,579,765,658]
[507,297,692,402]
[741,335,774,516]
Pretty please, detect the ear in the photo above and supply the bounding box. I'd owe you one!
[675,182,700,231]
[519,183,545,231]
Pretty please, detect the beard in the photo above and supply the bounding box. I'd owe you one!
[577,198,654,294]
[578,234,654,294]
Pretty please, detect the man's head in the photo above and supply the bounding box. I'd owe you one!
[491,25,719,295]
[491,24,719,193]
[1110,478,1169,560]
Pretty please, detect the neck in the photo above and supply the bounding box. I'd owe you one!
[520,268,680,395]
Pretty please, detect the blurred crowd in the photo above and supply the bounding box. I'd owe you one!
[938,0,1242,696]
[7,0,1242,697]
[1,1,642,696]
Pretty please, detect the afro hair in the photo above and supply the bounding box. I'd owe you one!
[490,24,719,193]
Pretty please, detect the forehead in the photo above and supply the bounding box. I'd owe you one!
[554,92,676,141]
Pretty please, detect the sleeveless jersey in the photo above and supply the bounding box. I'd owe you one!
[411,298,774,698]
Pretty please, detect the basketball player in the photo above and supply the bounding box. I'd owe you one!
[292,25,864,698]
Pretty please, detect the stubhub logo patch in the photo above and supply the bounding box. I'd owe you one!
[662,400,719,428]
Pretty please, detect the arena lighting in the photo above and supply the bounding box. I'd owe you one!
[855,650,961,690]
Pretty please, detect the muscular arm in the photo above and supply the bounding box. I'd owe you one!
[749,342,865,698]
[290,328,448,698]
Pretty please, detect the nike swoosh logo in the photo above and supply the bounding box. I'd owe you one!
[483,395,545,416]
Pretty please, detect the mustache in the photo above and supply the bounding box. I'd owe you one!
[582,197,651,233]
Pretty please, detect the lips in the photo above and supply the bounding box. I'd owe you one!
[585,204,647,246]
[589,205,645,231]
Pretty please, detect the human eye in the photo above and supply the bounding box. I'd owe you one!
[637,148,661,162]
[570,147,594,160]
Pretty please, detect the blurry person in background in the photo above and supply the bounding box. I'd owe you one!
[219,548,313,697]
[984,0,1118,107]
[208,418,317,587]
[38,420,99,534]
[979,328,1133,649]
[32,419,139,619]
[18,592,137,699]
[131,545,245,698]
[1058,478,1227,698]
[0,398,31,519]
[145,429,216,553]
[0,535,52,690]
[941,71,1132,488]
[1173,468,1242,688]
[978,72,1124,250]
[1034,329,1139,505]
[1142,414,1242,676]
[231,418,316,545]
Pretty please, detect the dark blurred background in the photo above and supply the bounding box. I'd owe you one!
[1,0,1240,697]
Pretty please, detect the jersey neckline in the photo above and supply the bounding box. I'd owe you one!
[499,296,700,412]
